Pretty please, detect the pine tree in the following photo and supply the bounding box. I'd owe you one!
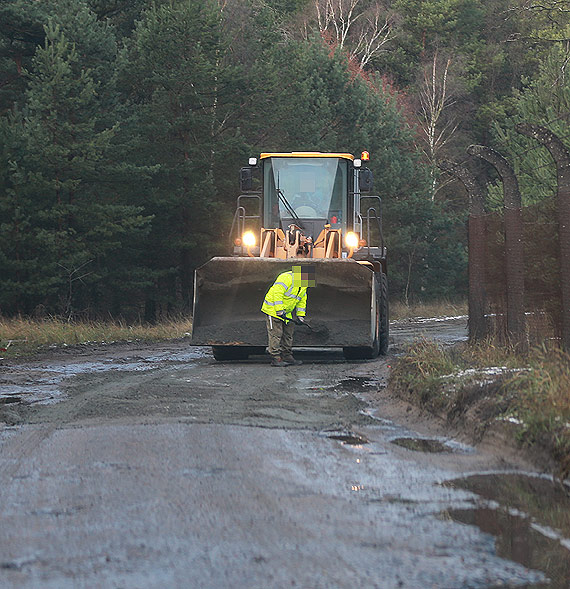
[0,21,148,316]
[118,0,247,317]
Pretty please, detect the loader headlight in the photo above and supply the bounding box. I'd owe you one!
[242,231,256,247]
[345,232,359,249]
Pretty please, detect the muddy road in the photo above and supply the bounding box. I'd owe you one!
[1,317,568,588]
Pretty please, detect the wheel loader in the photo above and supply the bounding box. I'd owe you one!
[191,151,389,360]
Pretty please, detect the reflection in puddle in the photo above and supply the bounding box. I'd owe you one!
[333,377,380,393]
[445,473,570,539]
[325,430,369,445]
[444,473,570,588]
[445,507,569,588]
[391,437,452,453]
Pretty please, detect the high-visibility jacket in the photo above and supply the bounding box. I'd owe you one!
[261,271,307,323]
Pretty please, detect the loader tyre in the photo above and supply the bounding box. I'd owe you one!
[343,273,382,360]
[212,346,251,361]
[379,271,389,355]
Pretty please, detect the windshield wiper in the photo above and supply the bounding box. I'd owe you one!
[277,188,305,227]
[275,173,305,230]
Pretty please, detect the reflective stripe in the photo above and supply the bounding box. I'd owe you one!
[274,282,288,289]
[291,295,302,301]
[263,299,283,306]
[296,307,306,312]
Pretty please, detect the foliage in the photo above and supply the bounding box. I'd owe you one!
[0,19,149,317]
[2,0,569,317]
[390,337,570,478]
[493,43,570,204]
[505,347,570,469]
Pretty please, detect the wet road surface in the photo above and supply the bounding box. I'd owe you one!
[0,317,568,588]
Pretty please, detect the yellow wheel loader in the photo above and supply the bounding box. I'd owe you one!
[191,151,389,360]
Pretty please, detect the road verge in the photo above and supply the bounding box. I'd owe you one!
[388,337,570,482]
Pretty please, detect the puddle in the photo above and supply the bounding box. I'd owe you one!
[333,377,380,393]
[0,347,208,407]
[443,473,570,588]
[444,507,568,588]
[0,396,23,405]
[391,437,452,453]
[444,473,570,539]
[325,430,369,445]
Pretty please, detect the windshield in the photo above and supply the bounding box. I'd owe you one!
[263,157,348,229]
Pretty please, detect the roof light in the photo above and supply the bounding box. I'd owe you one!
[248,157,257,166]
[361,151,370,161]
[354,159,362,168]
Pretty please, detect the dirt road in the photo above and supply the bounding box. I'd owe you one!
[0,317,567,588]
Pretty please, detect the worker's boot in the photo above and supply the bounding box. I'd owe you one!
[281,354,302,366]
[271,356,285,367]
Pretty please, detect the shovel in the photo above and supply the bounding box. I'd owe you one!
[294,318,329,336]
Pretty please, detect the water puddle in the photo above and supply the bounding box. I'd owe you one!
[324,429,369,445]
[443,473,570,588]
[0,347,207,406]
[0,396,24,405]
[333,377,380,393]
[391,437,452,453]
[444,507,568,588]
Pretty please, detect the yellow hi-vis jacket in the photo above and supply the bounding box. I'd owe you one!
[261,271,307,323]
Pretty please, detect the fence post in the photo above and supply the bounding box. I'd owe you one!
[439,160,487,341]
[516,123,570,350]
[467,145,526,348]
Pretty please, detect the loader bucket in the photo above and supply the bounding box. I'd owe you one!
[191,257,376,348]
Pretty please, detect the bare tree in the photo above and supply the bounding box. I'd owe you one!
[313,0,395,68]
[418,52,459,199]
[353,6,393,68]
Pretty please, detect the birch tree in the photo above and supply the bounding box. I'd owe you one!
[312,0,395,68]
[418,51,459,199]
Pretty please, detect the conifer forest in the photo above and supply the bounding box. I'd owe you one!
[1,0,569,320]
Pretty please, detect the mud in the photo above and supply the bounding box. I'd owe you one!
[391,437,453,453]
[1,316,568,588]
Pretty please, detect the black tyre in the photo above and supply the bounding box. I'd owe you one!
[212,346,250,361]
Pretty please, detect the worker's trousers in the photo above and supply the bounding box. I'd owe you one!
[265,315,294,358]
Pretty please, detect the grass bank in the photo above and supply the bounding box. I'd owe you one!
[389,338,570,481]
[0,316,193,356]
[390,299,467,321]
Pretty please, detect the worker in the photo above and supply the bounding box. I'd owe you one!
[261,264,316,366]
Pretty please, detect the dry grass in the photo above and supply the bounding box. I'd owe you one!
[389,338,570,479]
[391,299,467,321]
[0,316,193,354]
[506,348,570,477]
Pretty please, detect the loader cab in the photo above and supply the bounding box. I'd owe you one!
[233,151,382,262]
[261,153,351,238]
